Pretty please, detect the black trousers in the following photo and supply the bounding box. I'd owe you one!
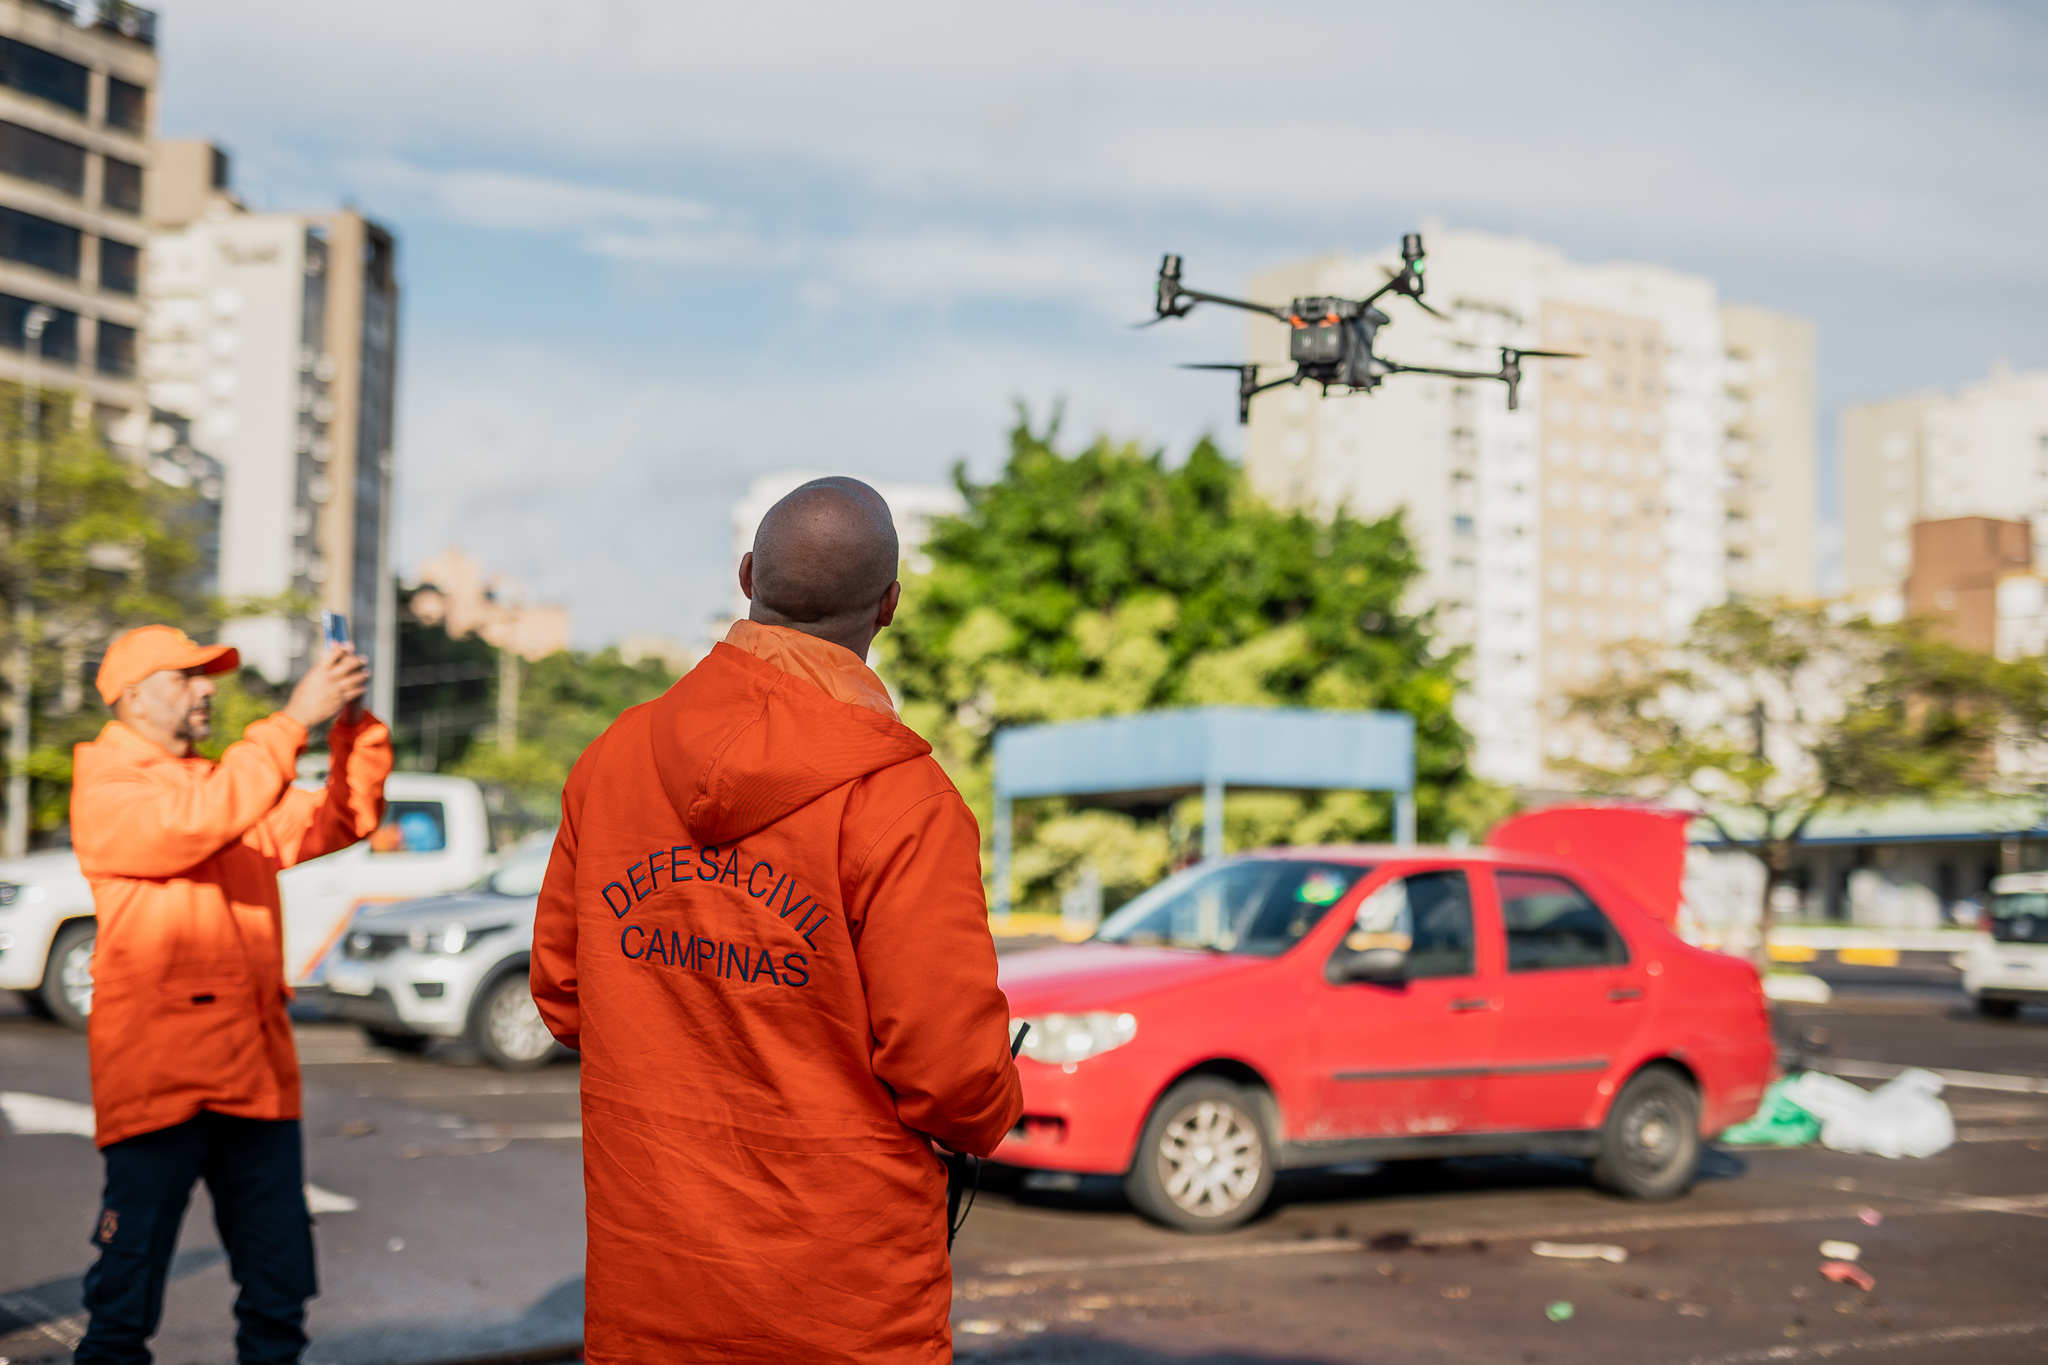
[75,1112,317,1365]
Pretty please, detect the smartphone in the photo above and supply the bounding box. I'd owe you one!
[321,611,350,650]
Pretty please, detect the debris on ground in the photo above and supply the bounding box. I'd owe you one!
[1818,1240,1861,1262]
[1531,1241,1628,1263]
[1545,1301,1575,1322]
[1819,1261,1876,1292]
[1782,1068,1954,1158]
[1718,1076,1823,1147]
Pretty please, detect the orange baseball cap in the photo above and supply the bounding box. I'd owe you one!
[95,625,239,705]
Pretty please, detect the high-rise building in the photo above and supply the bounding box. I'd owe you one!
[1720,304,1818,601]
[0,0,157,454]
[1841,363,2048,598]
[143,142,399,714]
[1242,228,1814,787]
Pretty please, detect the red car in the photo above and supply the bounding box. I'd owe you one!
[995,839,1773,1231]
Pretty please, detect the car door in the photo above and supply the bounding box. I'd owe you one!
[283,796,463,984]
[1482,868,1648,1133]
[1313,867,1502,1140]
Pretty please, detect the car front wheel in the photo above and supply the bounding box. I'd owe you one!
[1591,1064,1701,1201]
[1124,1077,1276,1232]
[473,969,557,1071]
[40,921,96,1032]
[1977,997,2021,1019]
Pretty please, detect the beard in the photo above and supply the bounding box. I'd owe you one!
[175,704,213,743]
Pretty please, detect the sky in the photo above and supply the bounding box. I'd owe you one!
[152,0,2048,648]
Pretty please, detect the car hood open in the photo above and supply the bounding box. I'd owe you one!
[998,942,1266,1015]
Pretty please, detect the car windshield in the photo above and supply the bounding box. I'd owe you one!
[1990,891,2048,943]
[479,843,553,898]
[1094,859,1368,956]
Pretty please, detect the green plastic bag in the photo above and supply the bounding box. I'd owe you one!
[1718,1075,1822,1147]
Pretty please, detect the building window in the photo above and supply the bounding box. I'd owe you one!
[102,156,142,214]
[0,206,79,277]
[0,294,79,365]
[105,76,147,133]
[96,320,136,378]
[0,36,88,115]
[98,238,138,295]
[0,119,84,196]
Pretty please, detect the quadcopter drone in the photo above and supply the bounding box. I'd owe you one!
[1143,233,1575,422]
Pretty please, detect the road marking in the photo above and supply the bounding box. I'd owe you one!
[981,1192,2048,1277]
[450,1122,583,1140]
[305,1183,358,1213]
[1649,1314,2048,1363]
[1811,1057,2048,1095]
[0,1091,95,1137]
[0,1291,87,1350]
[1958,1126,2048,1143]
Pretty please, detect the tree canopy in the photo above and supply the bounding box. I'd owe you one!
[878,414,1504,912]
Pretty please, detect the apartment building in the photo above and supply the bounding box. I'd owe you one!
[143,142,399,712]
[1720,304,1818,601]
[0,0,155,452]
[1242,228,1814,786]
[1842,363,2048,598]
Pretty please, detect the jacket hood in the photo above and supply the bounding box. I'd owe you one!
[649,643,932,845]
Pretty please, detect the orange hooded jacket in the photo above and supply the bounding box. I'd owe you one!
[531,622,1023,1364]
[71,711,391,1147]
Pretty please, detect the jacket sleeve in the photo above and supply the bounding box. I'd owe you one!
[256,712,393,868]
[72,714,307,878]
[530,748,587,1050]
[847,783,1023,1156]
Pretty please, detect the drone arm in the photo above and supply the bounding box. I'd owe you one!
[1382,361,1501,382]
[1169,286,1291,322]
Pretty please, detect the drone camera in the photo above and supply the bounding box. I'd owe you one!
[1290,319,1347,366]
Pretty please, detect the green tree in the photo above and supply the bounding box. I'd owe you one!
[878,414,1505,912]
[1563,599,2048,967]
[0,386,215,839]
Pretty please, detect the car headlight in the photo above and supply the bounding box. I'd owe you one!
[1016,1011,1138,1065]
[0,882,16,908]
[405,923,511,955]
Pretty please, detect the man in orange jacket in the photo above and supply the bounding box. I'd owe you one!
[532,477,1023,1364]
[70,625,391,1365]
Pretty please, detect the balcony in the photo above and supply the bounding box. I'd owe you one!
[28,1,157,47]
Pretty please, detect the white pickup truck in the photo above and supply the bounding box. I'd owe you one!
[0,772,505,1030]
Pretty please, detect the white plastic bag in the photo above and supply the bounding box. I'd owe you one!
[1780,1068,1954,1158]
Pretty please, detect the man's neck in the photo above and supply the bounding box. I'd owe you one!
[745,610,873,661]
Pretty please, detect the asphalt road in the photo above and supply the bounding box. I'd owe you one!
[4,965,2047,1365]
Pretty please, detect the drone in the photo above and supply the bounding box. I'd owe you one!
[1143,233,1575,422]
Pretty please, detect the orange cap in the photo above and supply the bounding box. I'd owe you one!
[95,625,239,705]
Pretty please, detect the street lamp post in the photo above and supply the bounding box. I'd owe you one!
[6,305,54,859]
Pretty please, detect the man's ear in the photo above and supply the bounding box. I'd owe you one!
[874,580,902,629]
[738,551,755,602]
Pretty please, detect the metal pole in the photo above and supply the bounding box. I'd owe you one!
[1203,775,1224,862]
[6,306,51,859]
[496,646,519,753]
[991,790,1012,924]
[1395,790,1417,846]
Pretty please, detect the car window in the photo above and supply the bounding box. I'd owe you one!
[1497,871,1628,971]
[1990,891,2048,943]
[485,844,552,897]
[1333,870,1474,979]
[368,801,447,855]
[1096,860,1365,956]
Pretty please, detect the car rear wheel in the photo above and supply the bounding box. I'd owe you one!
[473,970,557,1071]
[39,921,96,1032]
[1125,1078,1275,1232]
[1591,1064,1701,1202]
[1977,997,2021,1019]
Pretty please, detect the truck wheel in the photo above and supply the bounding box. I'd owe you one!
[1124,1078,1275,1232]
[473,970,556,1072]
[1977,997,2021,1020]
[363,1028,432,1054]
[1591,1064,1701,1202]
[39,921,96,1032]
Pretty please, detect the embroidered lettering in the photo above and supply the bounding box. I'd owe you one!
[747,860,775,897]
[602,883,632,918]
[698,846,721,880]
[621,925,647,959]
[781,952,808,987]
[719,847,742,887]
[627,860,651,900]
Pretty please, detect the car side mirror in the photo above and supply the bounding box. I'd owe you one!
[1329,946,1408,985]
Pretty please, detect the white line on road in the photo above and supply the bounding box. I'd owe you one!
[305,1183,358,1213]
[1650,1314,2048,1363]
[0,1090,95,1136]
[0,1291,86,1350]
[450,1122,583,1140]
[1812,1057,2048,1095]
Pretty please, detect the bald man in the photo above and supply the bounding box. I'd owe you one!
[531,478,1022,1364]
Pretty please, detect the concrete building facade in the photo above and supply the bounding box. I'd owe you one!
[143,142,399,712]
[1842,364,2048,597]
[1241,228,1801,786]
[0,0,156,454]
[1720,304,1818,601]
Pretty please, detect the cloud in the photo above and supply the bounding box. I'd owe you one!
[347,159,715,233]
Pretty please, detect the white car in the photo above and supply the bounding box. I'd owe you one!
[320,838,561,1069]
[1962,872,2048,1018]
